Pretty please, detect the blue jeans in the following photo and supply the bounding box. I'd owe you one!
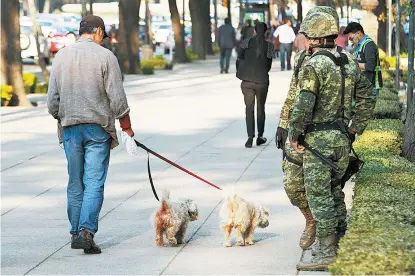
[220,48,232,71]
[63,124,111,234]
[279,43,292,70]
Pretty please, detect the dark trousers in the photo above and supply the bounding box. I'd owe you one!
[220,47,232,71]
[241,80,269,138]
[279,43,292,70]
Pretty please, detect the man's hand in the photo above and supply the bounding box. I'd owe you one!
[349,129,357,143]
[123,127,134,137]
[358,63,365,70]
[290,140,305,153]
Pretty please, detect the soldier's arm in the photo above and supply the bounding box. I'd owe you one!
[279,51,304,129]
[288,65,319,142]
[349,70,376,134]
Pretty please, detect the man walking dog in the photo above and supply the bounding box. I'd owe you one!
[47,15,135,254]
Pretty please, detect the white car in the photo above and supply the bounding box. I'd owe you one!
[154,25,172,44]
[20,25,50,64]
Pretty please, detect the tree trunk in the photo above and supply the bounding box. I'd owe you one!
[81,0,88,17]
[118,0,141,74]
[42,0,50,13]
[403,99,415,162]
[168,0,189,63]
[1,0,32,106]
[28,0,50,84]
[89,0,94,15]
[297,0,303,22]
[339,0,344,18]
[190,0,206,59]
[214,0,218,44]
[204,0,214,55]
[374,0,386,51]
[227,0,231,25]
[1,19,8,85]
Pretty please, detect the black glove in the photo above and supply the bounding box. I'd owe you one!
[276,127,286,149]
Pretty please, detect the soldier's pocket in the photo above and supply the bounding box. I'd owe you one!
[332,146,350,162]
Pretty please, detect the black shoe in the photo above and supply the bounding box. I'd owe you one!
[220,69,224,74]
[256,137,267,146]
[225,70,229,74]
[71,233,78,248]
[84,243,102,254]
[71,229,93,250]
[245,137,253,148]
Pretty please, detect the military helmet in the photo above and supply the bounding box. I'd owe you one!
[299,6,339,35]
[299,12,338,38]
[306,6,339,27]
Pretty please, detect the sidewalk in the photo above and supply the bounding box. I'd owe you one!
[1,57,354,275]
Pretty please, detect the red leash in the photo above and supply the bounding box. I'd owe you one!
[134,140,222,200]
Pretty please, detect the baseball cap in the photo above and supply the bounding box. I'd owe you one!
[343,22,364,35]
[80,15,109,38]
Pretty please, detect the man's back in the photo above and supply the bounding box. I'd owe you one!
[218,24,235,49]
[48,37,129,147]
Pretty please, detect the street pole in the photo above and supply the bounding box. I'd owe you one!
[387,0,392,56]
[395,0,400,91]
[214,0,218,44]
[407,0,414,110]
[182,0,185,43]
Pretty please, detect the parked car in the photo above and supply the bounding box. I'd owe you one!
[154,24,171,45]
[48,24,79,55]
[20,25,50,64]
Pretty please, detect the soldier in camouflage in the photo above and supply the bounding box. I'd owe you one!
[276,6,342,251]
[288,12,376,270]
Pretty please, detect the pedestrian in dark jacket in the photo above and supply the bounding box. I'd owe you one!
[236,22,274,148]
[218,17,236,74]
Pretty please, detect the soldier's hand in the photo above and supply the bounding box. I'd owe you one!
[290,141,305,153]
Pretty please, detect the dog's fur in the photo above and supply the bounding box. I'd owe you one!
[153,190,198,246]
[219,187,269,247]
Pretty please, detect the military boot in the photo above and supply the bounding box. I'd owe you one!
[297,234,337,271]
[299,208,316,249]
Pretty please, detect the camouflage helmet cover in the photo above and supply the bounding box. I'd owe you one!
[299,6,339,35]
[306,6,339,26]
[299,12,338,38]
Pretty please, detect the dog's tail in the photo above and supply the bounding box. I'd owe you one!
[160,190,170,211]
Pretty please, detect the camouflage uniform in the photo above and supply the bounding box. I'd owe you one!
[278,7,342,250]
[289,12,376,270]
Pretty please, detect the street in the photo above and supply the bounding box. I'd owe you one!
[1,58,352,275]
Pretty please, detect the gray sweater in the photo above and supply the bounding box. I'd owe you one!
[47,37,129,148]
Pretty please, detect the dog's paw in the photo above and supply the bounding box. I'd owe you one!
[236,240,245,246]
[246,240,254,245]
[224,241,232,247]
[168,238,177,245]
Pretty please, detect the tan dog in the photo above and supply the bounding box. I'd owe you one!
[153,190,198,246]
[219,188,269,247]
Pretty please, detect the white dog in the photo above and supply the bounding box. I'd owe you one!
[219,187,269,247]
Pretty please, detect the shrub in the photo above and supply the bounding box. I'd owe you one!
[213,44,220,54]
[35,82,48,94]
[141,58,166,69]
[22,72,37,94]
[373,99,402,119]
[354,130,402,155]
[1,85,14,102]
[364,119,403,134]
[330,116,415,275]
[164,62,174,70]
[380,56,396,69]
[141,60,155,75]
[186,47,198,61]
[378,89,399,101]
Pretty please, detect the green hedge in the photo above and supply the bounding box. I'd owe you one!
[373,99,402,119]
[329,118,415,275]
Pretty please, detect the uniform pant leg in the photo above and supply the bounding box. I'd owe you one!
[303,146,349,238]
[283,137,308,209]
